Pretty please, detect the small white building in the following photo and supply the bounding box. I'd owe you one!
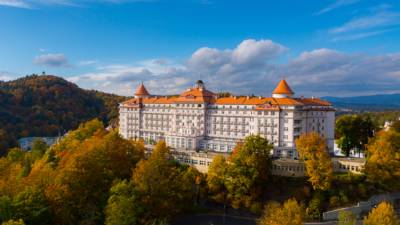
[119,79,335,159]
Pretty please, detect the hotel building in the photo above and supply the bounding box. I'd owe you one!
[119,79,335,159]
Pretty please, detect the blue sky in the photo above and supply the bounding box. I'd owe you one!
[1,0,400,97]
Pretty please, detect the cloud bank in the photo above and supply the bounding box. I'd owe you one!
[69,39,400,97]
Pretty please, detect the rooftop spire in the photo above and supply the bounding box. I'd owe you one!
[272,79,294,98]
[135,82,150,98]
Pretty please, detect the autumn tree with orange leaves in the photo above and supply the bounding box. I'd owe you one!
[295,132,333,191]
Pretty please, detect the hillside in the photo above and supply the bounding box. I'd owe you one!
[0,75,128,154]
[323,94,400,111]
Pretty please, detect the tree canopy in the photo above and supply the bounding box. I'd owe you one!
[0,75,128,154]
[365,130,400,187]
[258,198,304,225]
[207,135,272,211]
[335,115,375,156]
[295,132,333,191]
[363,202,398,225]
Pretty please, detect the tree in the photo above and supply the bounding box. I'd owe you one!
[0,196,13,223]
[390,120,400,133]
[2,219,25,225]
[306,191,324,220]
[338,210,356,225]
[30,139,47,161]
[224,135,272,209]
[206,155,228,204]
[258,198,304,225]
[12,187,52,225]
[0,129,16,157]
[365,130,400,187]
[335,115,375,156]
[105,180,143,225]
[363,202,398,225]
[132,141,197,221]
[47,127,143,225]
[7,149,25,163]
[295,132,333,190]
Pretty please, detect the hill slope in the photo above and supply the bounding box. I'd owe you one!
[0,75,128,153]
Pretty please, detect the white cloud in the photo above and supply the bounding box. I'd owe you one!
[0,71,16,81]
[68,39,400,97]
[327,6,400,42]
[78,60,98,66]
[34,53,69,67]
[316,0,360,15]
[284,49,400,96]
[331,29,392,41]
[0,0,155,8]
[330,11,400,34]
[0,0,30,8]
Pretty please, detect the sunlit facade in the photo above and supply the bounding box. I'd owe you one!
[119,79,335,159]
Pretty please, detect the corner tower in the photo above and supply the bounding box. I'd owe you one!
[272,79,294,98]
[135,82,150,98]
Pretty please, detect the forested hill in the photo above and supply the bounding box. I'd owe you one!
[0,75,128,153]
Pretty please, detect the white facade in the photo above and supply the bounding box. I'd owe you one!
[119,80,335,159]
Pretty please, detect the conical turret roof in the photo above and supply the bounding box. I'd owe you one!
[135,83,150,96]
[272,79,294,95]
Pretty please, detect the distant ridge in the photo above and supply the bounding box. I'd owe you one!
[322,94,400,110]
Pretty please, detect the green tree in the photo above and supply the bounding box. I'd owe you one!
[338,210,357,225]
[258,198,304,225]
[335,115,375,156]
[30,139,47,161]
[12,187,52,225]
[0,196,13,223]
[363,202,398,225]
[105,180,143,225]
[225,135,272,209]
[295,132,333,190]
[306,192,323,220]
[6,149,25,163]
[132,141,196,221]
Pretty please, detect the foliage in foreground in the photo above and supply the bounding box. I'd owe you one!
[258,198,304,225]
[295,132,333,191]
[207,135,272,211]
[363,201,398,225]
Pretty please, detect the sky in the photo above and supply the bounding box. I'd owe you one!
[1,0,400,97]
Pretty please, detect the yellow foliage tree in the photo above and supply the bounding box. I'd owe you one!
[258,198,304,225]
[365,130,400,186]
[363,201,398,225]
[295,132,333,190]
[206,155,228,204]
[1,219,25,225]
